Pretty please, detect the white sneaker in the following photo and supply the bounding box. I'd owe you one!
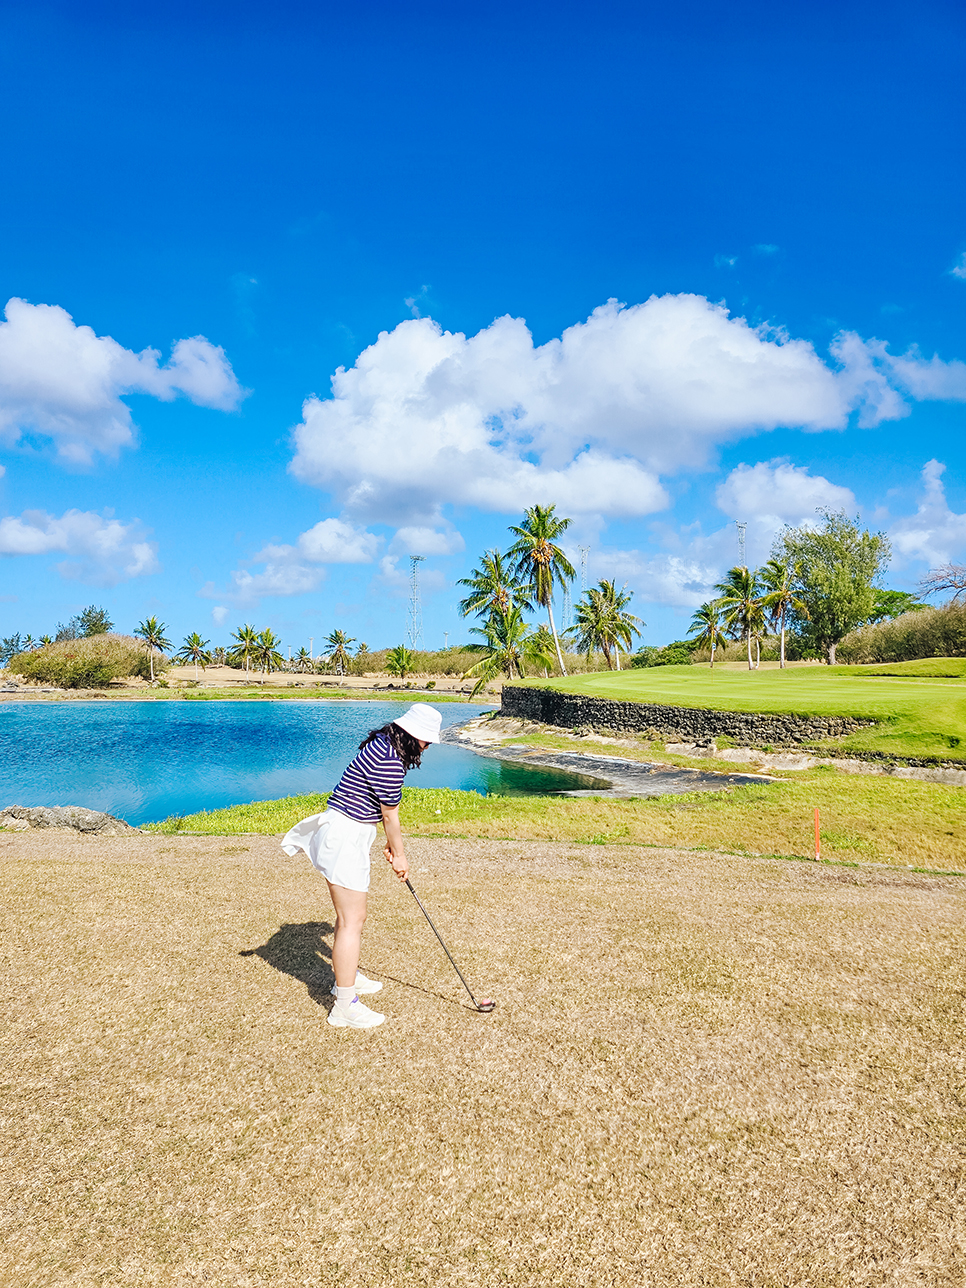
[327,996,385,1029]
[330,971,383,997]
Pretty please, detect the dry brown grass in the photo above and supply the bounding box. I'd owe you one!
[2,831,965,1287]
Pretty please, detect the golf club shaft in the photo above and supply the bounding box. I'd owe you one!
[405,878,481,1007]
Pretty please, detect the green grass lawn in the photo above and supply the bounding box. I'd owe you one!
[509,661,966,762]
[143,775,966,873]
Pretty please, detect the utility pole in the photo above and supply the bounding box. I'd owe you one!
[309,637,313,663]
[735,522,747,567]
[408,555,425,649]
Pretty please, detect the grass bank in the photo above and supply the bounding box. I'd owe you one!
[509,660,966,762]
[143,774,966,871]
[3,831,963,1285]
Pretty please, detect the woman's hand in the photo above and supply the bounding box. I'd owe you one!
[381,803,409,881]
[383,843,409,881]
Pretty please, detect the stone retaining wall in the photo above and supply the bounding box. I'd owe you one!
[500,685,875,748]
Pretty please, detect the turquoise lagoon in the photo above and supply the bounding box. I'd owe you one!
[0,700,606,826]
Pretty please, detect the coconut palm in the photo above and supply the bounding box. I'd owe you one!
[714,566,764,670]
[386,645,415,680]
[758,558,809,668]
[463,607,555,696]
[175,632,212,681]
[573,580,643,670]
[687,601,727,668]
[229,623,258,679]
[507,505,576,674]
[294,646,312,673]
[457,549,533,623]
[253,628,284,681]
[325,629,356,676]
[531,624,557,677]
[39,635,53,646]
[134,616,172,682]
[598,579,642,669]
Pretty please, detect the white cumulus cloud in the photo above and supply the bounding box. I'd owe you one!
[715,461,857,530]
[890,460,966,569]
[201,562,325,608]
[0,297,246,464]
[291,294,966,524]
[253,517,381,566]
[204,517,380,608]
[212,606,230,627]
[0,507,159,584]
[388,526,465,556]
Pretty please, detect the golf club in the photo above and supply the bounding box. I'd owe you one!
[405,878,496,1013]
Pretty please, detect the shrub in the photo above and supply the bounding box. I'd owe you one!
[837,603,966,664]
[630,640,696,668]
[8,633,164,688]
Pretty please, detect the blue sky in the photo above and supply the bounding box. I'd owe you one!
[1,0,965,653]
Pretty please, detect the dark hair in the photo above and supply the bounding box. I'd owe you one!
[359,722,423,770]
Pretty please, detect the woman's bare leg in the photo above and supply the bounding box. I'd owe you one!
[327,881,368,988]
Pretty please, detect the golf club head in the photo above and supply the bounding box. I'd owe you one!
[476,998,496,1013]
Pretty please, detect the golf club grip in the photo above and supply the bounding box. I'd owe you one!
[405,878,479,1006]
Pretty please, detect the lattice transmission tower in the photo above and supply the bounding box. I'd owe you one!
[408,555,425,649]
[735,522,747,567]
[579,546,590,596]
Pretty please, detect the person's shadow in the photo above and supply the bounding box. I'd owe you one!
[240,921,336,1008]
[239,921,459,1009]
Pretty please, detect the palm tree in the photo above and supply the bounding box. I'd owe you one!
[598,580,642,670]
[713,566,763,670]
[573,581,643,670]
[457,549,533,622]
[463,607,555,696]
[386,645,415,680]
[531,624,557,677]
[325,629,356,676]
[294,646,312,673]
[229,623,258,680]
[507,504,576,675]
[134,616,172,682]
[687,601,727,668]
[39,635,53,646]
[758,558,809,669]
[175,632,212,681]
[254,628,284,681]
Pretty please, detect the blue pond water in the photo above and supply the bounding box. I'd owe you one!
[0,700,605,826]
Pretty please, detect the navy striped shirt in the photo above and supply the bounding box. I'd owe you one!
[328,733,406,823]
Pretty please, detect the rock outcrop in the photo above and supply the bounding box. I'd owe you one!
[0,805,140,835]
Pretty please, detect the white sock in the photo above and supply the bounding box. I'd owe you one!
[335,986,357,1005]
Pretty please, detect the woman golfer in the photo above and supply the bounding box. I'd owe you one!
[281,703,442,1030]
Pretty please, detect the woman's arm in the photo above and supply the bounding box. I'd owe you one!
[380,803,409,880]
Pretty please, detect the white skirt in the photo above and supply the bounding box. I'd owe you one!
[280,808,378,892]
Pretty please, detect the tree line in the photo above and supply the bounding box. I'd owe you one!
[686,511,924,668]
[3,507,959,684]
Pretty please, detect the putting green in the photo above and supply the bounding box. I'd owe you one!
[507,661,966,762]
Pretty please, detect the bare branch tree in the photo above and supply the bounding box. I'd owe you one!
[920,563,966,603]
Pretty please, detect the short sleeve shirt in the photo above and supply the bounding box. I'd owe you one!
[327,733,406,824]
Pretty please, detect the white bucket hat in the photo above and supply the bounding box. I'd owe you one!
[393,703,443,744]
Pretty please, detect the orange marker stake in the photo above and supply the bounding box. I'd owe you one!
[814,807,821,862]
